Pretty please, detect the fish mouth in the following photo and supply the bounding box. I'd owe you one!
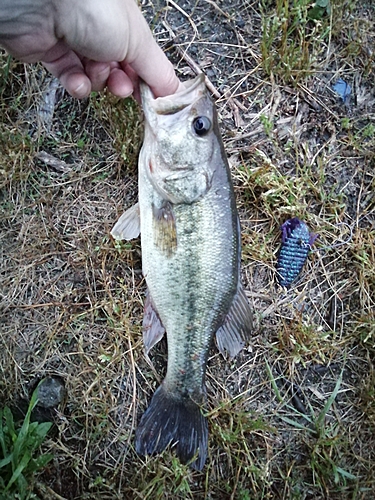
[140,74,206,116]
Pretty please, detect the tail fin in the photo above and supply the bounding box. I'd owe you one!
[135,384,208,470]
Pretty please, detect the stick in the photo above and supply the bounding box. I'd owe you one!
[162,20,245,126]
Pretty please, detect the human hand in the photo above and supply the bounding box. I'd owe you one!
[0,0,180,99]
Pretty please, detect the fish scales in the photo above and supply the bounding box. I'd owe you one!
[140,161,238,394]
[111,74,253,469]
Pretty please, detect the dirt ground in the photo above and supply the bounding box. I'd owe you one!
[1,0,374,499]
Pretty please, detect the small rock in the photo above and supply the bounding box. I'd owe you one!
[36,377,66,409]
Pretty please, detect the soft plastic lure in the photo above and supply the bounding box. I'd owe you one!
[277,218,317,288]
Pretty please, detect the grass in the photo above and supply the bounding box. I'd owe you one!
[1,0,375,498]
[260,0,331,84]
[0,385,53,499]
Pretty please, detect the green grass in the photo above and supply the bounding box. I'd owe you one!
[0,386,53,500]
[260,0,331,84]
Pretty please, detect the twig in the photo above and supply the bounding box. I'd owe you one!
[128,334,138,437]
[269,76,282,121]
[166,0,199,37]
[275,372,308,415]
[162,20,220,98]
[162,20,245,127]
[35,482,68,500]
[297,82,340,119]
[9,301,91,309]
[203,0,232,20]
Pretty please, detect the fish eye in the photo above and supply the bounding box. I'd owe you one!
[193,116,211,136]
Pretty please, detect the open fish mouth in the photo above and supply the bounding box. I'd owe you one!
[141,74,206,116]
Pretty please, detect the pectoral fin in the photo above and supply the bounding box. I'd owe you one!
[152,201,177,257]
[215,285,253,358]
[143,291,165,354]
[111,203,140,241]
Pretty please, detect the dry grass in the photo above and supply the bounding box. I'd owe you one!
[1,0,375,498]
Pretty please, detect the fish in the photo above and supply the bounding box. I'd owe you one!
[277,218,317,288]
[111,74,253,470]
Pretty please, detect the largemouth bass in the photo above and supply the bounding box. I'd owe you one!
[111,74,253,470]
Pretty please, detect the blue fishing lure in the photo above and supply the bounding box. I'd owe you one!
[277,218,317,288]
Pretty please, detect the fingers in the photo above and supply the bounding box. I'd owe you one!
[86,61,136,98]
[61,72,93,98]
[52,0,178,97]
[42,42,92,98]
[107,66,137,99]
[40,36,181,100]
[1,0,181,100]
[41,42,138,98]
[140,62,180,98]
[84,61,111,91]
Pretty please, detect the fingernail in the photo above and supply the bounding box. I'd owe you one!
[73,81,90,98]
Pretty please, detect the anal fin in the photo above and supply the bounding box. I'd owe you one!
[215,285,253,358]
[142,291,165,354]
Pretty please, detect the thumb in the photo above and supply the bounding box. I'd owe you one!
[128,35,180,98]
